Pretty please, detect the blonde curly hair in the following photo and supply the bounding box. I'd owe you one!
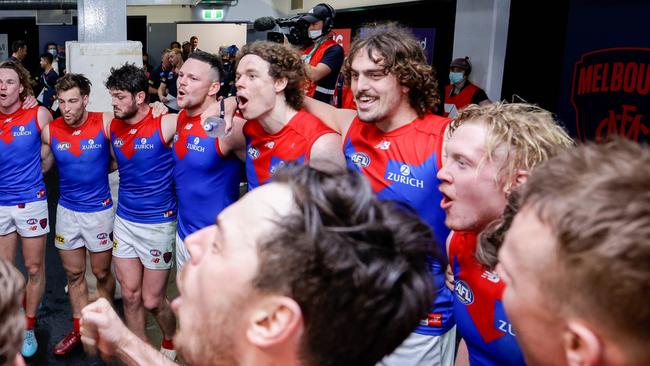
[450,101,574,192]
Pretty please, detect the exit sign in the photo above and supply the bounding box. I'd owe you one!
[202,9,224,21]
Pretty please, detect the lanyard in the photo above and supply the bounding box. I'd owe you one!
[304,36,329,62]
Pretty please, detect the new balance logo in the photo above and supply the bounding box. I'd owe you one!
[374,140,391,150]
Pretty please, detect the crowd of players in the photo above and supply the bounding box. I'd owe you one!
[0,11,648,366]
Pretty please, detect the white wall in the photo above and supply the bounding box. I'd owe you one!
[67,41,142,112]
[453,0,510,101]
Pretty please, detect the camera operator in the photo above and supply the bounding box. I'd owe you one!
[300,3,344,104]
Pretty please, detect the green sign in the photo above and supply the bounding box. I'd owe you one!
[202,9,224,21]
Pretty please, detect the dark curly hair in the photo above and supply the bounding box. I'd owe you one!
[104,62,147,96]
[343,22,440,116]
[236,41,306,111]
[253,164,437,366]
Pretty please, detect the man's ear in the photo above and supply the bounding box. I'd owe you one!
[208,80,221,97]
[563,320,602,366]
[504,169,529,196]
[135,90,147,106]
[246,295,303,348]
[274,77,288,94]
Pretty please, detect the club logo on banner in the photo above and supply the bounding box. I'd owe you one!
[331,28,351,55]
[571,48,650,143]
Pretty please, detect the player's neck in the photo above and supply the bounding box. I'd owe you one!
[374,102,419,133]
[185,97,216,118]
[258,99,297,135]
[68,110,89,128]
[0,100,22,115]
[123,105,150,125]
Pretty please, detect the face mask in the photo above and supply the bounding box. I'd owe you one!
[309,29,323,39]
[48,49,57,57]
[449,72,465,84]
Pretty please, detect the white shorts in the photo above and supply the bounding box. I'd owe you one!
[175,232,191,271]
[0,200,50,237]
[55,205,114,253]
[377,326,456,366]
[112,215,176,270]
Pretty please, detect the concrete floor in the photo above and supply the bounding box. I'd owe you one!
[13,169,179,365]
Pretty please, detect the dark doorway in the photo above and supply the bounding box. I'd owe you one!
[127,15,148,53]
[0,18,41,80]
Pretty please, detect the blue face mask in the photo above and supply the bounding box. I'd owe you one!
[47,49,57,57]
[449,72,465,84]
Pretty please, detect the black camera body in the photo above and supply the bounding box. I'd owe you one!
[265,15,313,47]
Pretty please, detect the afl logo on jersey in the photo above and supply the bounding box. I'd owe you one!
[455,280,474,305]
[56,142,71,151]
[96,233,108,239]
[351,152,371,168]
[193,137,200,145]
[248,146,260,160]
[114,138,124,148]
[173,133,179,143]
[184,123,193,130]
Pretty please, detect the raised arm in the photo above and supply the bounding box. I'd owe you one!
[309,132,346,172]
[81,298,177,366]
[37,106,53,130]
[160,113,179,145]
[302,96,356,137]
[103,112,118,172]
[158,82,169,104]
[40,124,54,174]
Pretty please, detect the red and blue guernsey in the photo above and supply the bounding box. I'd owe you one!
[450,231,525,366]
[244,109,334,190]
[343,114,454,336]
[0,106,47,205]
[111,110,176,224]
[50,112,113,212]
[173,110,243,240]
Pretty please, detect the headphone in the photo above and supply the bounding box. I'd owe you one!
[318,3,336,34]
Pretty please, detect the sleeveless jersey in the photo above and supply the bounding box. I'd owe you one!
[444,83,480,117]
[244,109,334,190]
[449,231,525,366]
[343,114,454,336]
[173,110,243,240]
[50,112,112,212]
[110,111,176,224]
[0,106,46,205]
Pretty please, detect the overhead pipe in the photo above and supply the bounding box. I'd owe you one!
[0,0,77,10]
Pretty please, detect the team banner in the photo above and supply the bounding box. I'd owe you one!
[557,0,650,143]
